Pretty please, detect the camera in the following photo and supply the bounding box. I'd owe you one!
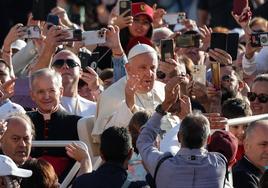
[82,29,106,46]
[251,32,268,47]
[177,12,186,23]
[175,34,200,48]
[78,51,99,71]
[22,26,41,39]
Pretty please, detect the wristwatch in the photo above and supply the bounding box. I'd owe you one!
[155,104,167,116]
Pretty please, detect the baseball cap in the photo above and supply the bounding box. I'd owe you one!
[207,130,238,169]
[0,155,32,177]
[127,43,157,60]
[132,2,154,22]
[11,39,26,51]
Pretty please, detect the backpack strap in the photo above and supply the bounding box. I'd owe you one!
[121,178,131,188]
[153,153,173,187]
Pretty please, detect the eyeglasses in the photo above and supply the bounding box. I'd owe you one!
[52,59,80,68]
[247,92,268,103]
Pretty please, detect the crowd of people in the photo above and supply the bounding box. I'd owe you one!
[0,0,268,187]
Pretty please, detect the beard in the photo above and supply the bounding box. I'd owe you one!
[221,87,238,104]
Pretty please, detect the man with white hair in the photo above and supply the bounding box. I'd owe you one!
[92,43,178,143]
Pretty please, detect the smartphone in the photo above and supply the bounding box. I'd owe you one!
[175,34,200,48]
[63,29,82,41]
[192,65,206,85]
[250,32,268,47]
[160,39,174,62]
[227,33,239,61]
[82,30,106,46]
[78,52,99,71]
[32,0,57,21]
[233,0,248,15]
[177,12,186,23]
[22,26,41,39]
[211,62,221,90]
[163,14,178,25]
[210,33,227,61]
[47,14,59,30]
[119,0,132,16]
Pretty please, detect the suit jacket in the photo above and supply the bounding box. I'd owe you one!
[27,108,81,157]
[233,156,263,188]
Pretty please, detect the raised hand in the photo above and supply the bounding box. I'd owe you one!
[152,4,166,28]
[110,9,133,29]
[209,48,232,65]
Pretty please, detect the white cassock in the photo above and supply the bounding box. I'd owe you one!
[92,76,179,143]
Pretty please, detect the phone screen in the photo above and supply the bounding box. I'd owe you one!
[32,0,57,21]
[160,39,174,62]
[210,33,227,61]
[227,33,239,61]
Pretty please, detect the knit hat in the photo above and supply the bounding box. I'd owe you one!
[207,130,238,169]
[132,2,154,22]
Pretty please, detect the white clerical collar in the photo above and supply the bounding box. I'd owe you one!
[37,107,58,121]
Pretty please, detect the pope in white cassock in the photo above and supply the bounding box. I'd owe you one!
[92,43,179,143]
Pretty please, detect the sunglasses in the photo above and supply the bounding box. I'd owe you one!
[52,59,80,68]
[247,92,268,103]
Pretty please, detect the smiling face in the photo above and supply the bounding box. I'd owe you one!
[30,74,63,114]
[129,15,151,37]
[250,81,268,115]
[126,52,158,93]
[0,118,32,166]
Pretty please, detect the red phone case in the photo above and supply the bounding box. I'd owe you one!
[233,0,248,15]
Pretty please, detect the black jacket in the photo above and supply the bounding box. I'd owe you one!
[233,156,263,188]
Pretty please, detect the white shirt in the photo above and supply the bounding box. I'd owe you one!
[61,95,96,117]
[160,123,181,155]
[242,46,268,75]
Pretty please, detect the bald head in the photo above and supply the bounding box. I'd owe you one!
[52,50,81,66]
[244,119,268,171]
[1,114,34,165]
